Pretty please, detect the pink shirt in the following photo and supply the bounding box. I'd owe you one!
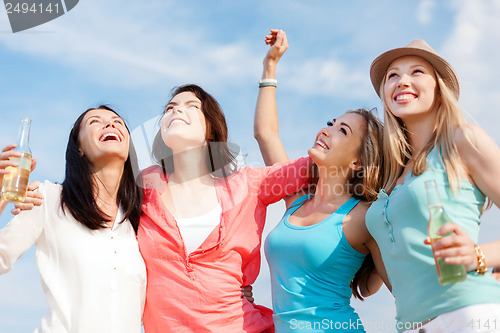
[138,157,310,333]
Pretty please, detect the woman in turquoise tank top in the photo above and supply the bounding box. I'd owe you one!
[366,40,500,332]
[254,30,389,332]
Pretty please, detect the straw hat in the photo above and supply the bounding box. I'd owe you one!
[370,39,460,100]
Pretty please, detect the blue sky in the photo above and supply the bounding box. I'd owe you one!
[1,0,500,332]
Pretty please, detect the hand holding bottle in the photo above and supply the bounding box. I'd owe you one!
[11,181,43,215]
[0,144,23,183]
[1,118,33,202]
[0,144,41,215]
[425,179,467,285]
[424,223,478,271]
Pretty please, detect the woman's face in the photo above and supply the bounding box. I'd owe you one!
[78,109,129,165]
[160,91,208,151]
[308,112,366,173]
[383,55,438,123]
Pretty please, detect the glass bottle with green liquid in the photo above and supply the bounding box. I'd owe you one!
[425,179,467,285]
[1,117,32,202]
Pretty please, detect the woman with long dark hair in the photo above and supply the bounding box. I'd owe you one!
[0,106,146,332]
[137,84,312,332]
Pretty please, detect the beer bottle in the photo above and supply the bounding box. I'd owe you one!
[1,118,32,202]
[425,179,467,285]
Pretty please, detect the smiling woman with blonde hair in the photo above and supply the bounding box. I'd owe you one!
[366,40,500,333]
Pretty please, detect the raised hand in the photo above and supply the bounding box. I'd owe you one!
[264,29,288,67]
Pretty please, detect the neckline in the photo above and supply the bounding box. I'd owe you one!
[284,197,359,230]
[176,203,222,222]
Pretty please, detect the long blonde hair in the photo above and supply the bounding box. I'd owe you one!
[380,69,466,193]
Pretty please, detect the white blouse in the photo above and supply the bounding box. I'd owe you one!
[0,181,146,333]
[176,204,222,254]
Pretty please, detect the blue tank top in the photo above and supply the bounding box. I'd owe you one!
[265,195,366,332]
[366,146,500,332]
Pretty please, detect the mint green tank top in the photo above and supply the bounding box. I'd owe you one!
[366,147,500,332]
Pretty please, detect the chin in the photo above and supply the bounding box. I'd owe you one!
[307,148,321,164]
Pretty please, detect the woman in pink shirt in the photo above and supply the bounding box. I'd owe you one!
[137,84,311,332]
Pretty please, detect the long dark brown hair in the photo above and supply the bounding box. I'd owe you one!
[152,84,237,177]
[60,105,143,232]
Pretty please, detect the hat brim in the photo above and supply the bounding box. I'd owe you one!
[370,46,460,100]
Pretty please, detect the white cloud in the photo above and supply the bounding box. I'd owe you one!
[0,1,258,91]
[442,0,500,139]
[417,0,436,25]
[284,57,372,100]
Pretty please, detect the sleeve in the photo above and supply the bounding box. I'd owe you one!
[257,156,311,206]
[0,181,47,274]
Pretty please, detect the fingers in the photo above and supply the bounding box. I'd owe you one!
[432,223,473,251]
[241,285,254,303]
[436,222,467,237]
[279,29,288,49]
[12,202,35,212]
[21,190,43,206]
[0,151,22,171]
[30,158,38,172]
[1,144,17,153]
[11,182,44,213]
[11,208,22,215]
[263,29,288,66]
[27,181,41,192]
[492,272,500,283]
[429,223,476,269]
[242,285,253,292]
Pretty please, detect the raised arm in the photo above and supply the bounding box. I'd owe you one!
[254,29,290,166]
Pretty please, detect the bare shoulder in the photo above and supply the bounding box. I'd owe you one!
[350,200,370,219]
[345,200,370,230]
[455,124,495,156]
[455,124,500,169]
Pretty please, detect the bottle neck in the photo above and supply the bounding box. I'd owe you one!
[17,118,31,154]
[425,180,442,207]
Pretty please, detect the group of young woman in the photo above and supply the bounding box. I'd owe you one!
[1,29,499,333]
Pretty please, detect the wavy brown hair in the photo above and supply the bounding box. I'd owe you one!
[152,84,237,177]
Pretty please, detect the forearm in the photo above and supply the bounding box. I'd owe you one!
[254,61,289,166]
[478,240,500,268]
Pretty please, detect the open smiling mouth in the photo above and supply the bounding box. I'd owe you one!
[99,133,121,142]
[395,93,416,101]
[315,139,329,150]
[168,119,189,127]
